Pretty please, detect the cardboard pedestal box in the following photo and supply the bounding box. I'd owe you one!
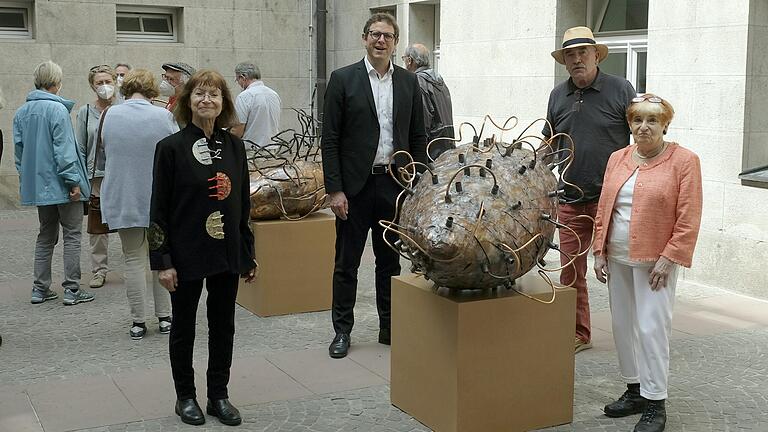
[237,211,334,317]
[390,272,576,432]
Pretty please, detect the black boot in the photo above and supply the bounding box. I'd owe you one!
[634,399,666,432]
[604,383,647,417]
[175,398,205,425]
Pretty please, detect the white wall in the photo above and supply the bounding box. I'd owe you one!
[645,0,768,297]
[326,0,768,297]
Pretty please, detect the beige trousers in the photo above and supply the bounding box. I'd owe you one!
[89,177,109,276]
[118,227,171,323]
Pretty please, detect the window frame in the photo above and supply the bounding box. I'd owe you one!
[596,35,648,94]
[116,6,179,43]
[0,1,32,40]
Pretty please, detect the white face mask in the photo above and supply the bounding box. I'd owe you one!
[159,80,176,97]
[96,84,115,100]
[116,76,124,87]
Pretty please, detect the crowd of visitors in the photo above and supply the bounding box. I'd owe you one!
[5,14,701,432]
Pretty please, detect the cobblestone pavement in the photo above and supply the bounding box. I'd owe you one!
[1,209,767,431]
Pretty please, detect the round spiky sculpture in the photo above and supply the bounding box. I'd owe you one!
[381,117,585,292]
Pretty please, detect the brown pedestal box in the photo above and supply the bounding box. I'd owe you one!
[390,272,576,432]
[236,212,334,317]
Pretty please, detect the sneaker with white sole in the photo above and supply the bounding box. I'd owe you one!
[31,289,58,304]
[89,273,106,288]
[62,288,95,305]
[130,324,147,340]
[158,318,172,334]
[575,337,593,353]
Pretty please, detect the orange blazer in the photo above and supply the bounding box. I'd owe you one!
[593,142,702,267]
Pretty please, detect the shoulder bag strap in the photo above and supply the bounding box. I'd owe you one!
[93,105,110,177]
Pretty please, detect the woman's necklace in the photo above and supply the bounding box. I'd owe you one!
[635,141,667,160]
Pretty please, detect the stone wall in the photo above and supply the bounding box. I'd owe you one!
[0,0,314,208]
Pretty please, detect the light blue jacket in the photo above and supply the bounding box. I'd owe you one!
[13,90,90,206]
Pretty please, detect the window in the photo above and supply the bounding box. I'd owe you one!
[116,6,179,43]
[0,2,32,39]
[588,0,648,94]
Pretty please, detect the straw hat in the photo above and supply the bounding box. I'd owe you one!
[551,26,609,65]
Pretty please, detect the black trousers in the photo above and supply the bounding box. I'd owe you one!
[332,173,402,334]
[169,271,239,400]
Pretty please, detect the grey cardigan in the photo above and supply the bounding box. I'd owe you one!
[100,99,179,229]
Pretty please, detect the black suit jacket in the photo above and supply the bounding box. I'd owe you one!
[321,59,427,198]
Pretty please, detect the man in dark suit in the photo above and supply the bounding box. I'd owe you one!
[321,12,427,359]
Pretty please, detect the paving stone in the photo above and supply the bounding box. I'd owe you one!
[1,209,768,431]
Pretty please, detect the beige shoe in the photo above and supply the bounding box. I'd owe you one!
[575,337,593,353]
[89,273,106,288]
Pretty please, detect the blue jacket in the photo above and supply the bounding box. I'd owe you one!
[13,90,90,206]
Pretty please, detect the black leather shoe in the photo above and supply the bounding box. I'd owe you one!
[175,398,205,425]
[604,388,647,417]
[378,328,391,345]
[634,399,666,432]
[329,333,350,358]
[207,398,242,426]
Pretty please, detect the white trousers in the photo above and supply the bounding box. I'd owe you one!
[607,258,677,400]
[118,227,171,323]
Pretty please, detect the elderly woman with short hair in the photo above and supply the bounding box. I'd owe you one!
[100,69,179,340]
[13,60,93,306]
[150,69,256,426]
[76,64,118,289]
[592,94,702,432]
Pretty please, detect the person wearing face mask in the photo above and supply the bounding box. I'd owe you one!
[75,64,119,289]
[159,62,196,112]
[114,63,133,103]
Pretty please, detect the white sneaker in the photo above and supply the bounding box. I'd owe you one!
[89,273,106,288]
[159,319,172,334]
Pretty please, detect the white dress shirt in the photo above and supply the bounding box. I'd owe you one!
[234,80,282,148]
[363,56,395,166]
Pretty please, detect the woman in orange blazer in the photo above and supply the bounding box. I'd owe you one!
[592,94,702,432]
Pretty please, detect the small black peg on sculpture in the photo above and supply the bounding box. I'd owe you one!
[432,174,439,185]
[455,182,463,193]
[464,166,471,176]
[540,212,552,220]
[458,153,466,164]
[491,184,500,196]
[479,167,486,177]
[485,159,492,169]
[511,201,522,210]
[446,216,454,228]
[518,165,527,175]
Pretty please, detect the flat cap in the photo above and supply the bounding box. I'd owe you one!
[161,62,196,76]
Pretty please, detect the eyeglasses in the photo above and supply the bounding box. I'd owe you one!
[367,30,396,41]
[192,89,222,101]
[632,96,663,103]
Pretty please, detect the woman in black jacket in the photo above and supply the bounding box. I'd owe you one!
[149,69,257,427]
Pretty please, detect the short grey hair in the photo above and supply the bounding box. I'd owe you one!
[234,62,261,80]
[405,44,431,68]
[114,62,133,70]
[34,60,63,90]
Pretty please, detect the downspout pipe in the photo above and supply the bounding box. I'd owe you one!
[315,0,327,126]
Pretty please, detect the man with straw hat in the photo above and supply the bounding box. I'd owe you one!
[542,26,636,354]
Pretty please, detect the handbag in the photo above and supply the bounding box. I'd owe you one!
[86,105,116,235]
